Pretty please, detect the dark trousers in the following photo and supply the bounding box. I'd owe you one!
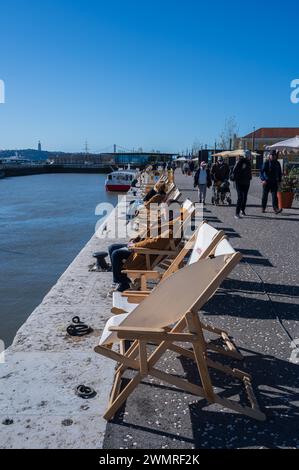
[262,182,279,210]
[108,243,131,286]
[236,183,250,215]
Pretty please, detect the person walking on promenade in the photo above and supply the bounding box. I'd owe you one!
[194,161,212,204]
[232,150,252,219]
[183,161,189,176]
[211,157,230,184]
[260,150,282,214]
[189,160,195,175]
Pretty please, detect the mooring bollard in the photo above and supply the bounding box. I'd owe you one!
[92,251,110,270]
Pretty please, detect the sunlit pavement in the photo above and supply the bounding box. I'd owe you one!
[103,174,299,449]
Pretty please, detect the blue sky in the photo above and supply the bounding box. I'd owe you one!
[0,0,299,153]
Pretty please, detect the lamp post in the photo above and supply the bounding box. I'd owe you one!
[252,126,256,152]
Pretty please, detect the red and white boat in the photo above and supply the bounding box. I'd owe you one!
[105,170,137,192]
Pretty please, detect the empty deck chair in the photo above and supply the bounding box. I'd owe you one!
[95,255,265,421]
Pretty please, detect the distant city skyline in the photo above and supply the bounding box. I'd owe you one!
[1,0,299,153]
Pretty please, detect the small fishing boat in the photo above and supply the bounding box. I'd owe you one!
[105,169,137,192]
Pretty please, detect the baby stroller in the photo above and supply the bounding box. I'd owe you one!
[211,180,232,206]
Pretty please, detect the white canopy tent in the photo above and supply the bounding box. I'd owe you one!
[174,156,188,162]
[268,136,299,153]
[212,149,260,158]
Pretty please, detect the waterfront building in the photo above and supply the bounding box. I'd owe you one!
[239,128,299,151]
[52,152,174,167]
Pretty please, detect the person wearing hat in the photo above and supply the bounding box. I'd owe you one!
[232,150,252,219]
[194,161,212,204]
[260,150,282,214]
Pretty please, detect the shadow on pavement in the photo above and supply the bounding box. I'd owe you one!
[203,289,298,321]
[181,351,299,448]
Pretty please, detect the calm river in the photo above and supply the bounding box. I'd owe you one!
[0,173,118,346]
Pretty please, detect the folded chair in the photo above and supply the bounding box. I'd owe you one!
[95,255,266,421]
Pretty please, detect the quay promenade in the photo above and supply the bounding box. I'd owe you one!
[103,173,299,449]
[0,173,298,449]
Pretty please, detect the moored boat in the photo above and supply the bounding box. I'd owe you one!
[105,169,137,192]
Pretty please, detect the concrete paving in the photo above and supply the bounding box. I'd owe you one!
[0,233,123,449]
[103,173,299,449]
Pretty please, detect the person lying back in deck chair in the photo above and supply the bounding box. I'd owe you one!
[108,199,194,292]
[143,181,167,203]
[109,227,180,292]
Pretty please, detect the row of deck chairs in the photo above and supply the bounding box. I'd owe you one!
[127,173,180,222]
[95,199,266,422]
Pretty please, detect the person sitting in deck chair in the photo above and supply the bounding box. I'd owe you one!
[144,182,167,208]
[108,227,179,292]
[142,181,168,202]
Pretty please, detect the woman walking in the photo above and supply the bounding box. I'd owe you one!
[232,150,252,219]
[194,161,212,204]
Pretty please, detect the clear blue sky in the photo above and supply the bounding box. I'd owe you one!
[1,0,299,153]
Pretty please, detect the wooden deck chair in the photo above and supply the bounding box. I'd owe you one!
[127,197,192,248]
[139,173,169,195]
[95,255,266,422]
[132,184,180,225]
[112,234,244,362]
[123,199,196,274]
[121,221,226,297]
[112,228,243,361]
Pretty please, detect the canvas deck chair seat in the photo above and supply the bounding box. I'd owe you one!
[95,255,265,421]
[120,221,226,298]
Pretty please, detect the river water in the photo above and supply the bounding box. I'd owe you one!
[0,173,118,347]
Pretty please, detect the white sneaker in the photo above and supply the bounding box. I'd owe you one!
[234,215,241,220]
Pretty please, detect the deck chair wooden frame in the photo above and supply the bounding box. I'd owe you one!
[123,201,196,275]
[95,254,265,422]
[138,174,171,196]
[122,221,226,293]
[135,184,180,225]
[113,231,243,362]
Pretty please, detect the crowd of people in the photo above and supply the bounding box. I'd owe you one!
[185,150,283,217]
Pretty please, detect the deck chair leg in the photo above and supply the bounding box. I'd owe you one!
[200,320,243,360]
[110,341,140,405]
[186,312,215,402]
[104,373,142,421]
[115,341,139,375]
[108,340,127,404]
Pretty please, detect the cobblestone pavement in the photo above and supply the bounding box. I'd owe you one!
[103,173,299,449]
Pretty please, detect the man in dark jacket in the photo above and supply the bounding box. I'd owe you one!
[232,150,252,219]
[211,157,230,183]
[260,150,282,214]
